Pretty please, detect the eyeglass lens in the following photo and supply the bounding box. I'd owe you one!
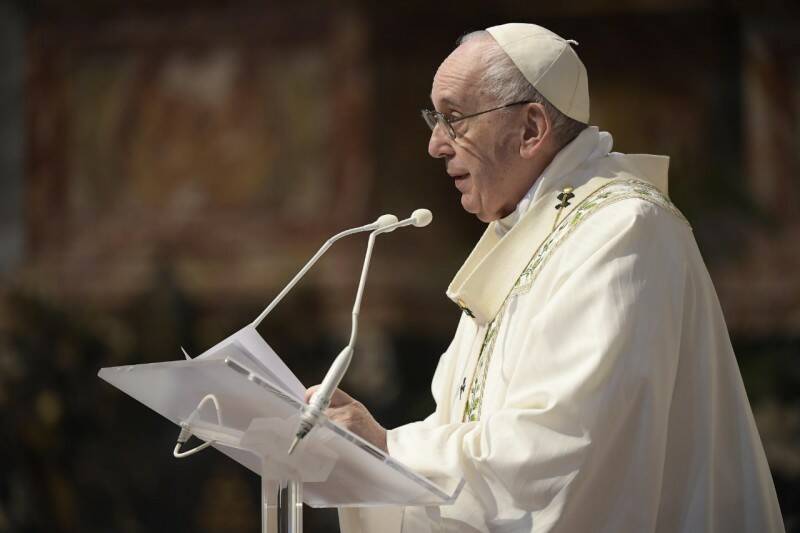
[422,110,455,139]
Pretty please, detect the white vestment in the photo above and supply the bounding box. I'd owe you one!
[340,127,785,532]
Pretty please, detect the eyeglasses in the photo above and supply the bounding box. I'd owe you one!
[421,101,531,140]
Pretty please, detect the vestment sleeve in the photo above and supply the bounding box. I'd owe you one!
[387,200,690,525]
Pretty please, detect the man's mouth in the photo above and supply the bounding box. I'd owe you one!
[451,173,470,192]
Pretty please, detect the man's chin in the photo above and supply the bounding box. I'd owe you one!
[460,196,493,223]
[460,195,477,215]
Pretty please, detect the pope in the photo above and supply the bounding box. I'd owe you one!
[307,23,785,532]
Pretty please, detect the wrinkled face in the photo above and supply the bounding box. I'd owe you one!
[428,40,527,222]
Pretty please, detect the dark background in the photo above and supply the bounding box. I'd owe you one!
[1,0,798,531]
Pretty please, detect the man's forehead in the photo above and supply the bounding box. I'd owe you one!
[429,40,488,106]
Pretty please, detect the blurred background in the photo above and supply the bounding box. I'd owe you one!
[0,0,798,531]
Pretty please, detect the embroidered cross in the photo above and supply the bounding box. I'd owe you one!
[555,186,575,210]
[552,185,575,230]
[459,377,467,399]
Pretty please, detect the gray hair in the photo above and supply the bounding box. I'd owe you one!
[458,31,587,148]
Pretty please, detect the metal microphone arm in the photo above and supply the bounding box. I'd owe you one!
[287,231,377,454]
[342,208,432,349]
[289,209,433,454]
[251,215,396,328]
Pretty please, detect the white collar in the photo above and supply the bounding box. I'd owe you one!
[495,126,613,237]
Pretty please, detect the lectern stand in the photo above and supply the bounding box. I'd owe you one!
[98,327,463,533]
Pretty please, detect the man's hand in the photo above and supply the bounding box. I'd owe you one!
[305,386,388,453]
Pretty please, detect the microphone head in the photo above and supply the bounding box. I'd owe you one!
[411,209,433,227]
[375,214,399,229]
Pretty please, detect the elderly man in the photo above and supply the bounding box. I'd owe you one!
[309,23,785,532]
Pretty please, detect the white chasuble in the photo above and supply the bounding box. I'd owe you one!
[339,128,784,532]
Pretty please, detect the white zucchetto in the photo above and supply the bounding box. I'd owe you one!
[487,23,590,123]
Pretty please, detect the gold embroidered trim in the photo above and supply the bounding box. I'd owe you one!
[461,179,688,422]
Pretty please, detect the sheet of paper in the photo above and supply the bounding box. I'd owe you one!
[196,325,306,400]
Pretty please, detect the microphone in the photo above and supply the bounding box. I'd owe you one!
[377,208,433,234]
[251,214,398,328]
[289,209,433,454]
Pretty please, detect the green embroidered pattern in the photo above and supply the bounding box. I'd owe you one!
[462,305,506,422]
[461,179,688,422]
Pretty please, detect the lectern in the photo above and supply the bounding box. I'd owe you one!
[98,325,463,533]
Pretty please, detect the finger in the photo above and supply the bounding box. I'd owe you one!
[304,386,354,407]
[324,404,386,451]
[327,388,355,407]
[304,386,320,403]
[324,406,351,426]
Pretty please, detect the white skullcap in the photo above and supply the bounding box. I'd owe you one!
[486,23,590,123]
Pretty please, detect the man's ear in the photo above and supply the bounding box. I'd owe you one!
[520,103,550,159]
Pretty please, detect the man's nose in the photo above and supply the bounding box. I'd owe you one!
[428,126,455,159]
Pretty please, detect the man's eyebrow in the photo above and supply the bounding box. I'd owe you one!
[430,96,460,109]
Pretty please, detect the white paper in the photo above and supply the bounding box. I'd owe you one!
[195,325,306,400]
